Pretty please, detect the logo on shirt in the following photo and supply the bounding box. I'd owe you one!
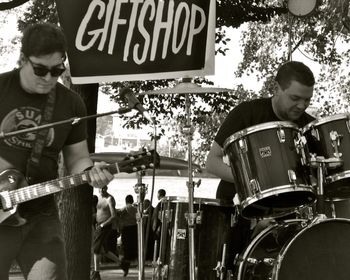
[0,107,54,149]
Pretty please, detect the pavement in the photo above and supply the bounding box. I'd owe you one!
[9,264,155,280]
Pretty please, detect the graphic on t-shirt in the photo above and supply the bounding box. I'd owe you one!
[0,107,54,149]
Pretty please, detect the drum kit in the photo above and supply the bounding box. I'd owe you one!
[98,78,350,280]
[222,113,350,280]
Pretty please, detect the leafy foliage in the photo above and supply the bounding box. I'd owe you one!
[3,0,350,167]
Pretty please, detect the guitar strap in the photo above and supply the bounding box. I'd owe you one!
[26,86,56,183]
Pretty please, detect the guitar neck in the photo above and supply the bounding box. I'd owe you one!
[8,163,119,206]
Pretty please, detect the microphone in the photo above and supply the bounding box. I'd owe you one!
[120,87,153,123]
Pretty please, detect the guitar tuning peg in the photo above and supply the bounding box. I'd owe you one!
[141,165,146,169]
[149,163,154,168]
[132,167,138,172]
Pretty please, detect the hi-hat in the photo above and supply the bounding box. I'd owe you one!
[140,79,232,95]
[90,152,201,171]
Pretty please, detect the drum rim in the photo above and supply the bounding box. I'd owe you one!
[302,113,350,132]
[162,196,233,206]
[240,185,315,219]
[223,121,298,151]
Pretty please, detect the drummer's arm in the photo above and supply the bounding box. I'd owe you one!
[206,141,235,183]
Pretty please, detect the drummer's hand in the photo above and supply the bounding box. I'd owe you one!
[88,162,114,188]
[251,218,276,238]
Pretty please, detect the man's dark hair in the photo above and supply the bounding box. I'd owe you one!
[275,61,315,90]
[125,194,134,204]
[21,22,67,58]
[158,189,166,197]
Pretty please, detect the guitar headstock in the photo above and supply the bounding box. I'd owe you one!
[117,149,160,173]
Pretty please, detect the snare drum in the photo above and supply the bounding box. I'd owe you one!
[235,218,350,280]
[223,122,315,219]
[303,114,350,199]
[156,196,235,280]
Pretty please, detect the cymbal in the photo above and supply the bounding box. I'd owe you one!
[140,81,232,95]
[90,152,201,171]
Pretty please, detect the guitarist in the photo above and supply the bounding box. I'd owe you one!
[0,23,114,279]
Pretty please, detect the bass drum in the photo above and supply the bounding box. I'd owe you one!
[157,196,236,280]
[236,219,350,280]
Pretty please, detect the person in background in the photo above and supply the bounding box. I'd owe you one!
[91,186,119,280]
[151,189,166,240]
[206,61,315,272]
[0,22,114,280]
[116,194,138,277]
[143,198,155,262]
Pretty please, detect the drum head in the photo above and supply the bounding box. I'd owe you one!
[278,219,350,280]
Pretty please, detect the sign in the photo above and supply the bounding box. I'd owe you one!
[56,0,215,84]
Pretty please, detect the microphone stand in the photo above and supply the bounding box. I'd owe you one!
[0,107,131,139]
[134,171,147,280]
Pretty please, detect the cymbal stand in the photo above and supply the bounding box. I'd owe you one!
[183,93,199,280]
[134,171,148,280]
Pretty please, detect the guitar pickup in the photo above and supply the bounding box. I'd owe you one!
[0,191,13,210]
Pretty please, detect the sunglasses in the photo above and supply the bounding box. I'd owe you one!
[27,58,66,77]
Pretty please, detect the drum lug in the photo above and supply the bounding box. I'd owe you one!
[347,118,350,133]
[164,209,173,223]
[263,258,276,266]
[161,264,169,279]
[249,179,261,195]
[288,170,297,187]
[239,138,248,152]
[310,126,320,141]
[196,210,203,224]
[329,130,343,157]
[277,127,286,143]
[294,133,308,165]
[246,257,260,265]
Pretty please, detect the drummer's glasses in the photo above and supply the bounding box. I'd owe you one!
[28,58,66,77]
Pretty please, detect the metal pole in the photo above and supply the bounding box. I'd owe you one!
[184,94,196,280]
[134,174,147,280]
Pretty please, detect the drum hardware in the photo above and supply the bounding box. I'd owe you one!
[330,130,343,157]
[277,127,286,143]
[249,179,261,196]
[310,126,320,140]
[239,139,248,152]
[294,133,308,165]
[303,114,350,199]
[152,241,159,280]
[195,210,203,224]
[142,80,232,280]
[287,170,297,187]
[224,121,316,219]
[164,209,173,223]
[133,172,148,280]
[213,244,227,280]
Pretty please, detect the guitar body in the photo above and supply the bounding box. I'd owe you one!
[0,169,28,226]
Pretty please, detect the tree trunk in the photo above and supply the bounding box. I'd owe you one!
[56,83,99,280]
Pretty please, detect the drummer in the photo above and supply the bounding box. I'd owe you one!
[205,61,316,263]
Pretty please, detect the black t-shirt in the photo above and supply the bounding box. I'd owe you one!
[214,97,315,200]
[0,69,88,216]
